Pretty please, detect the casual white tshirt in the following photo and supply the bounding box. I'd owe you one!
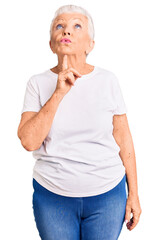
[21,66,128,197]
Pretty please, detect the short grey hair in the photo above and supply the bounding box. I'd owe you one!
[49,4,95,51]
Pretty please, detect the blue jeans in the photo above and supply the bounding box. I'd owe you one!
[32,174,127,240]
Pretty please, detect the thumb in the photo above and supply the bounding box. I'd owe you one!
[125,206,131,224]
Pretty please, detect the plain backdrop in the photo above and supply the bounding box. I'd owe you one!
[0,0,158,239]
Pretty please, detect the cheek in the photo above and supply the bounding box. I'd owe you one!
[76,33,89,45]
[51,30,58,41]
[52,38,56,45]
[51,36,59,47]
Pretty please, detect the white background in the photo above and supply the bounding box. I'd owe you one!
[0,0,158,239]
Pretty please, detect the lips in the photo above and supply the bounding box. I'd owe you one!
[60,38,71,43]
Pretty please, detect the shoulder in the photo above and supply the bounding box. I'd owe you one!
[95,66,119,85]
[27,69,57,86]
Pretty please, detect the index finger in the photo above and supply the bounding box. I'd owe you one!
[62,54,68,71]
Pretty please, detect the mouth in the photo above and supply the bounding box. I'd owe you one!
[60,38,72,43]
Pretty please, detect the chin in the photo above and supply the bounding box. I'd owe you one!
[57,49,75,55]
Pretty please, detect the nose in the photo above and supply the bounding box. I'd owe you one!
[64,32,70,36]
[63,25,71,36]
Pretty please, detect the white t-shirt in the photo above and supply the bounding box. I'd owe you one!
[21,66,128,197]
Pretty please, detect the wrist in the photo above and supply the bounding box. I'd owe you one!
[128,191,139,198]
[52,90,64,102]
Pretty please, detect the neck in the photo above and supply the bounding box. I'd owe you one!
[56,53,87,74]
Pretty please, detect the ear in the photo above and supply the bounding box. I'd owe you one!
[49,40,55,54]
[49,40,52,50]
[86,40,95,54]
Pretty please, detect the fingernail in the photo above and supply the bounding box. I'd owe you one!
[125,220,128,224]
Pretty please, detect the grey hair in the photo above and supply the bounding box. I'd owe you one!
[49,4,95,57]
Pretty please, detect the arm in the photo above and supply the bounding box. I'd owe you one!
[113,114,142,231]
[113,114,138,196]
[18,91,64,151]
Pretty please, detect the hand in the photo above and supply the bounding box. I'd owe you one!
[55,54,82,96]
[125,194,142,231]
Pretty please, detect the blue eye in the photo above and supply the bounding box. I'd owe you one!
[56,23,81,30]
[75,24,81,29]
[56,24,63,29]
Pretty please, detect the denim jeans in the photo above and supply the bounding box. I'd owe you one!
[32,174,127,240]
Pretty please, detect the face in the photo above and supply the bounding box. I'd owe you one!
[49,12,95,56]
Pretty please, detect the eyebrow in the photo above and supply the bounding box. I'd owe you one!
[55,18,84,23]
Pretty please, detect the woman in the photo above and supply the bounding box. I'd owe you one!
[17,4,142,240]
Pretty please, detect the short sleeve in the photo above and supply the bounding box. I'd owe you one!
[21,76,42,114]
[111,74,128,115]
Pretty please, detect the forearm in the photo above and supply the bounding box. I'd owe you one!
[119,134,138,197]
[20,91,64,151]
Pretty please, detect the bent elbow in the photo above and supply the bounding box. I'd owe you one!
[20,138,34,152]
[21,140,33,151]
[21,139,41,152]
[24,145,33,152]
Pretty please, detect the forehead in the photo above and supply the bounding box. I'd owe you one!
[54,12,88,23]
